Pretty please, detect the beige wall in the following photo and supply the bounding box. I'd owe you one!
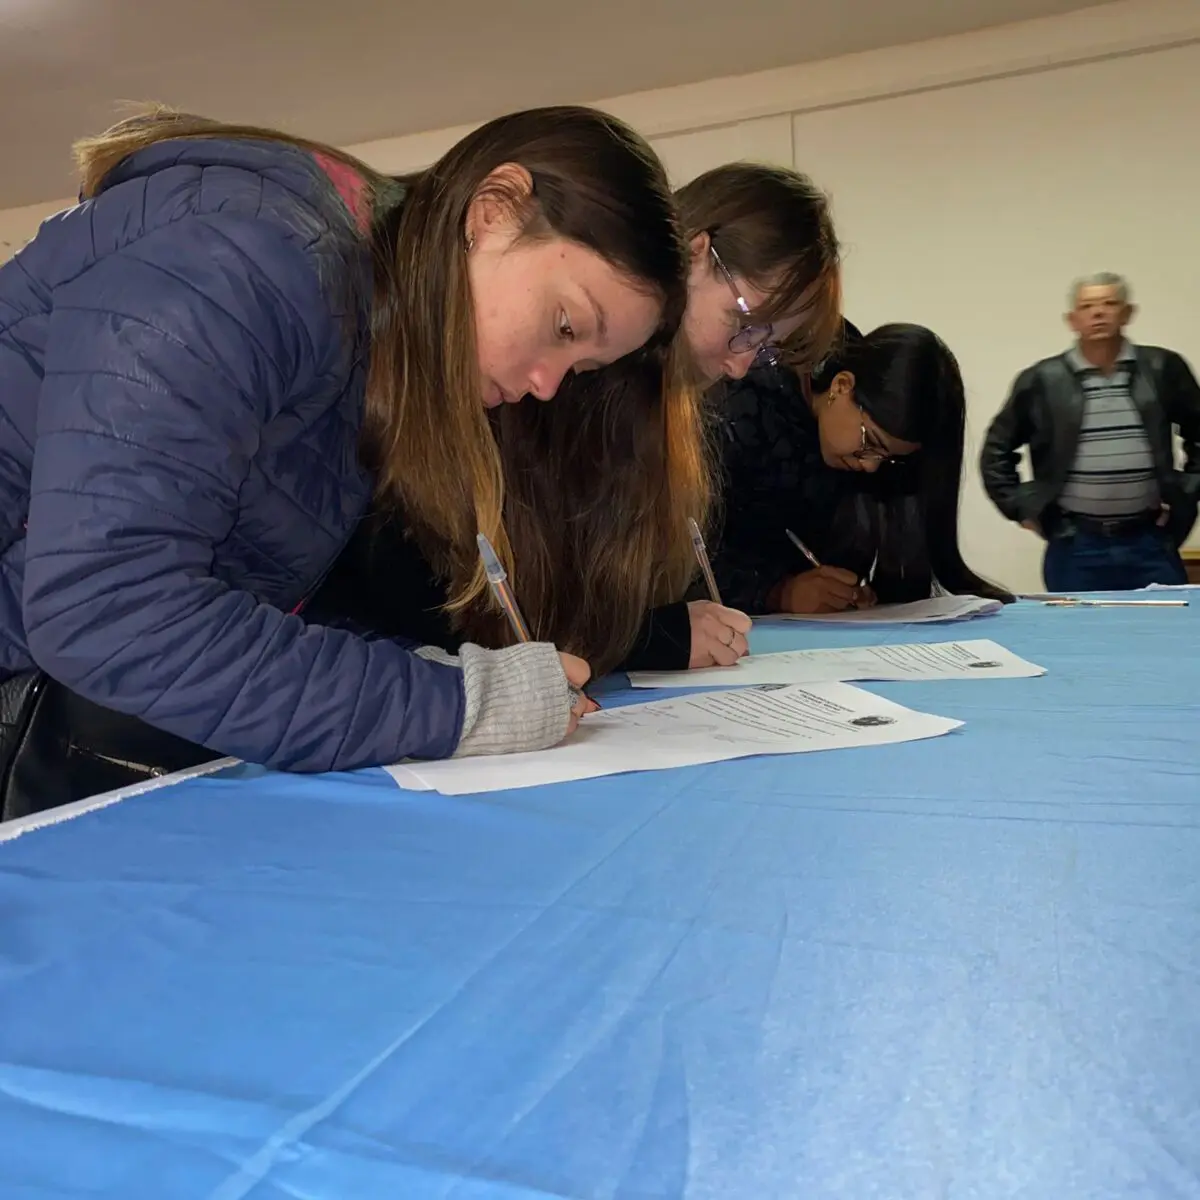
[0,199,70,260]
[649,1,1200,589]
[4,0,1199,588]
[785,43,1200,588]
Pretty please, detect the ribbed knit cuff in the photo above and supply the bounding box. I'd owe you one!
[414,642,572,757]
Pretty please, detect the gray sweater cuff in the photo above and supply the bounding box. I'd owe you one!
[413,642,572,757]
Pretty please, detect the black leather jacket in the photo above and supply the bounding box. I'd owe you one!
[980,346,1200,544]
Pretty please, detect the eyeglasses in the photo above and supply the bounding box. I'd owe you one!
[709,243,779,364]
[853,405,896,466]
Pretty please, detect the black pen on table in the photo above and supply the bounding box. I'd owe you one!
[1017,592,1187,608]
[475,532,594,708]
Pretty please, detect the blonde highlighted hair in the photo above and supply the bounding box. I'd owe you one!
[75,105,709,669]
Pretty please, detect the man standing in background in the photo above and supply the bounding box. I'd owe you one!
[981,273,1200,591]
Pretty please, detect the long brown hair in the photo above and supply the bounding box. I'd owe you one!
[675,163,843,372]
[74,105,704,669]
[490,339,710,672]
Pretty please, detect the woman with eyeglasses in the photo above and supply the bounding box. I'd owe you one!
[711,322,1011,615]
[674,163,842,387]
[310,161,844,675]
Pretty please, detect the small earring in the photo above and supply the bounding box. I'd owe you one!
[465,234,475,253]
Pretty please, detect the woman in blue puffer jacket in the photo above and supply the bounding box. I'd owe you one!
[0,106,707,779]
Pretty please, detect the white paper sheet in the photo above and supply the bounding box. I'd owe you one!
[383,765,433,792]
[387,683,962,796]
[629,638,1044,690]
[775,595,1002,625]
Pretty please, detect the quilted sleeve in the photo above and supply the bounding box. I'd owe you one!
[22,212,466,771]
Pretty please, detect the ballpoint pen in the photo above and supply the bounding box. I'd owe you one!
[688,517,753,660]
[784,528,821,570]
[1027,595,1187,608]
[475,532,592,704]
[687,517,724,606]
[785,528,871,602]
[476,532,531,642]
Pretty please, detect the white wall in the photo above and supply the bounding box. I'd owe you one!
[785,43,1200,589]
[648,7,1200,591]
[4,0,1199,590]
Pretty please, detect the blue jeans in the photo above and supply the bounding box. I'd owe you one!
[1043,527,1187,592]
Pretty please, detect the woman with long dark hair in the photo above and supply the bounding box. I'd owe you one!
[712,322,1010,614]
[0,104,707,813]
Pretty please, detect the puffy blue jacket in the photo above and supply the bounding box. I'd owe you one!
[0,137,465,770]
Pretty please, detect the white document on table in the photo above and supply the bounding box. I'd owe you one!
[776,595,1002,625]
[384,764,433,791]
[629,638,1044,690]
[385,683,963,796]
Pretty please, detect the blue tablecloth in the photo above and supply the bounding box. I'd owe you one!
[1,600,1198,1199]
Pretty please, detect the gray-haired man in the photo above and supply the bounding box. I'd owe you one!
[981,274,1200,591]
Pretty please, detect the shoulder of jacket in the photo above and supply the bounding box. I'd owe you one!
[1016,354,1073,387]
[30,159,366,345]
[1134,344,1173,367]
[74,148,361,278]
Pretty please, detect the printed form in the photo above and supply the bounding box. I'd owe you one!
[386,683,962,795]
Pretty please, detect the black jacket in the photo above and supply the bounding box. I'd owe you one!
[709,365,936,612]
[308,512,694,673]
[711,367,851,612]
[980,346,1200,544]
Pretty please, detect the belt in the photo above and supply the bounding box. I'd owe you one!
[1063,510,1160,537]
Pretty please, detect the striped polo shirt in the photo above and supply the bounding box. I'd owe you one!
[1056,341,1159,519]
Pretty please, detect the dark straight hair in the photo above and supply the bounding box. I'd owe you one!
[811,322,1011,602]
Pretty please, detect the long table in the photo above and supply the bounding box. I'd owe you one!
[1,599,1198,1198]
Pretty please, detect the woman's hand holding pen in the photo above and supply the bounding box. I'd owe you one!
[853,581,877,610]
[682,519,751,667]
[475,533,598,744]
[687,601,752,668]
[773,567,876,615]
[560,652,600,738]
[779,529,875,615]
